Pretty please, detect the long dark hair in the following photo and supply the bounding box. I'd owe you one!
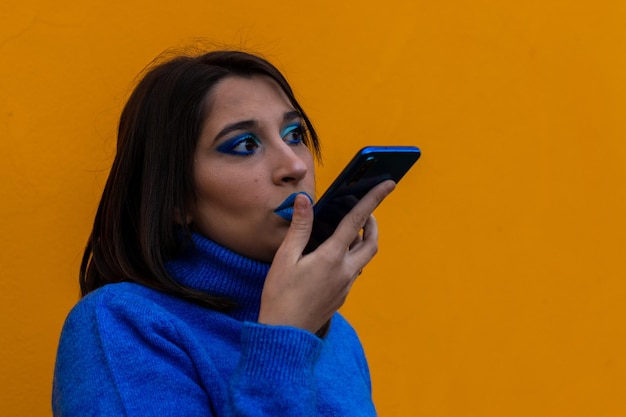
[80,50,321,310]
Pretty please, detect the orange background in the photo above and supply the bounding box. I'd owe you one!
[2,1,625,415]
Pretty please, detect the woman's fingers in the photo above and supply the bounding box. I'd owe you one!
[320,180,395,253]
[274,193,314,263]
[347,214,378,253]
[259,180,395,333]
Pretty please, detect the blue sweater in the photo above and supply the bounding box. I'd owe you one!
[52,234,377,416]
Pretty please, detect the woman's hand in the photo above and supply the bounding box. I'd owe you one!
[258,180,396,334]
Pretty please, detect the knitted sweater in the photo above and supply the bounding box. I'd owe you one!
[52,234,376,416]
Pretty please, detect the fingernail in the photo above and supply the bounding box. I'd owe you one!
[295,193,311,210]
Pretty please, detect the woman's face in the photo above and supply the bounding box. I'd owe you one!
[190,75,316,262]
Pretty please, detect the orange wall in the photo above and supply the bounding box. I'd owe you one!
[2,1,625,415]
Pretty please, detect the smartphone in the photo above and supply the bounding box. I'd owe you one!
[304,146,421,253]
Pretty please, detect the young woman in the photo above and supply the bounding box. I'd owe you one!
[53,50,395,416]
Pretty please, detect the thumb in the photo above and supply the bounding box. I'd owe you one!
[276,193,314,259]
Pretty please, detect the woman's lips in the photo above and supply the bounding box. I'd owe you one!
[274,192,313,221]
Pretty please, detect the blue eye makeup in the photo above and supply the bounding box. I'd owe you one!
[216,122,305,156]
[281,123,306,145]
[217,133,261,156]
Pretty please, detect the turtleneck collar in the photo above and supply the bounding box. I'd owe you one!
[165,233,271,322]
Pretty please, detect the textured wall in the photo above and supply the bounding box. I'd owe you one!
[1,0,625,415]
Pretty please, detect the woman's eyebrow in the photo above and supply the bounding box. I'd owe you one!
[214,120,257,141]
[283,110,301,122]
[213,111,301,141]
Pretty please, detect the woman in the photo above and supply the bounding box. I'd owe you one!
[53,50,395,416]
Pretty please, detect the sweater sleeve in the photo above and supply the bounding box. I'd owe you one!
[226,322,322,416]
[52,287,325,417]
[53,290,215,417]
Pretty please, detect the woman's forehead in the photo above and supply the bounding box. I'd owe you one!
[207,76,292,112]
[203,76,296,126]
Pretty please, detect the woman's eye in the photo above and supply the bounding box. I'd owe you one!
[232,137,259,153]
[281,124,305,145]
[217,134,260,155]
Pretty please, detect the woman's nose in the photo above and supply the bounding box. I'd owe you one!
[271,143,309,185]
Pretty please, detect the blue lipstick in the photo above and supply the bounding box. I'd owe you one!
[274,192,313,221]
